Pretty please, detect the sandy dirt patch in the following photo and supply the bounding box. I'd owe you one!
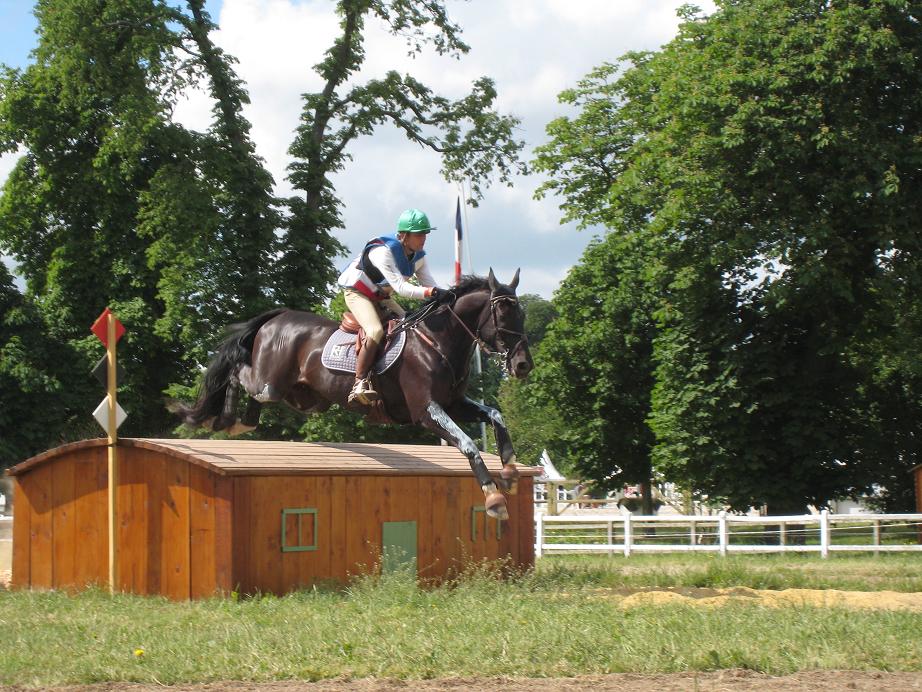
[612,585,922,610]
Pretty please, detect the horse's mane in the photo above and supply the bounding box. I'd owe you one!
[401,274,492,326]
[449,274,491,297]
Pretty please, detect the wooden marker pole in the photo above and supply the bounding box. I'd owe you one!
[106,313,119,593]
[90,307,127,594]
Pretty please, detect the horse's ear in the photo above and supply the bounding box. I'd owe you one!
[488,268,498,291]
[509,268,520,292]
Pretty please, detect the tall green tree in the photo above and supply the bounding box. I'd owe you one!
[0,262,85,467]
[280,0,526,308]
[496,293,570,469]
[534,0,922,511]
[0,0,287,443]
[144,0,286,361]
[0,0,195,438]
[505,236,660,492]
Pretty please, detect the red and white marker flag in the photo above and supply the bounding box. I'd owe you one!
[454,196,463,284]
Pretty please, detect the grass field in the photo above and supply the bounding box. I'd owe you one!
[0,553,920,686]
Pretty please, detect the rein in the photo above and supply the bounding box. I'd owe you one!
[393,289,527,380]
[392,299,462,386]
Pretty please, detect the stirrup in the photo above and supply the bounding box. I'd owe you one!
[348,378,379,405]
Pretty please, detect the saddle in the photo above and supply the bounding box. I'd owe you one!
[320,312,406,375]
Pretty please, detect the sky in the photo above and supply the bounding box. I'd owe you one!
[0,0,715,299]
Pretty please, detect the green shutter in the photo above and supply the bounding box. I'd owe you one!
[281,508,318,552]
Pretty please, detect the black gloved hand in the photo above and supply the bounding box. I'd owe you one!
[429,287,446,301]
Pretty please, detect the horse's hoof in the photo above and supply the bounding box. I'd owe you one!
[485,492,509,521]
[226,421,257,436]
[500,463,519,495]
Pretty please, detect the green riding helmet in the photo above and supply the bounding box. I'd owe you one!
[396,208,436,234]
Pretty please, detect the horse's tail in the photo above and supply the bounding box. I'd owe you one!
[174,309,288,427]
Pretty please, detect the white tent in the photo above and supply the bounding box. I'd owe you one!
[536,449,565,482]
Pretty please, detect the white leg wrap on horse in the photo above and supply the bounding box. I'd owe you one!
[427,402,479,457]
[254,383,274,403]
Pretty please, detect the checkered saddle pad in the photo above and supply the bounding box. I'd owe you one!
[320,328,407,375]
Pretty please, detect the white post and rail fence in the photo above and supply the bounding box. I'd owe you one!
[534,510,922,558]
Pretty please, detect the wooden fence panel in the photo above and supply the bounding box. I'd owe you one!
[516,477,535,569]
[189,464,218,599]
[118,450,147,594]
[417,476,437,580]
[73,449,107,589]
[232,477,253,594]
[51,456,76,588]
[27,464,53,589]
[11,478,31,588]
[161,456,191,600]
[328,476,348,583]
[213,476,234,594]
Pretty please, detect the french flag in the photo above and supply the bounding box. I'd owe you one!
[454,197,463,284]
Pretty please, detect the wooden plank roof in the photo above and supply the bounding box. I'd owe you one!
[7,438,542,478]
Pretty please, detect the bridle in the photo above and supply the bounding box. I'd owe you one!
[444,291,528,375]
[393,289,528,378]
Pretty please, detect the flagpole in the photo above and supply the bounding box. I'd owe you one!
[454,196,463,285]
[456,191,488,452]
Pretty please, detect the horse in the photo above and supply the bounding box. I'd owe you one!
[175,269,533,520]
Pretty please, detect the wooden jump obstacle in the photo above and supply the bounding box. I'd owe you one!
[6,438,538,599]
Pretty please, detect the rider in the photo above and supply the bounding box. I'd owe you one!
[338,208,447,404]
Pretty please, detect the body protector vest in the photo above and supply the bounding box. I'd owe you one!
[339,235,425,300]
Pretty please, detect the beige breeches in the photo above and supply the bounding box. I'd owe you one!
[343,289,405,345]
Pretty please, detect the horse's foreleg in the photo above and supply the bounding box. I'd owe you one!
[423,402,509,520]
[447,398,520,495]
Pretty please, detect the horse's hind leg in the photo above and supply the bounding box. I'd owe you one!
[423,401,509,520]
[212,373,241,432]
[213,371,262,436]
[226,398,261,436]
[447,398,520,495]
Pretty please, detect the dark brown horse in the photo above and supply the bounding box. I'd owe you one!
[176,270,533,519]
